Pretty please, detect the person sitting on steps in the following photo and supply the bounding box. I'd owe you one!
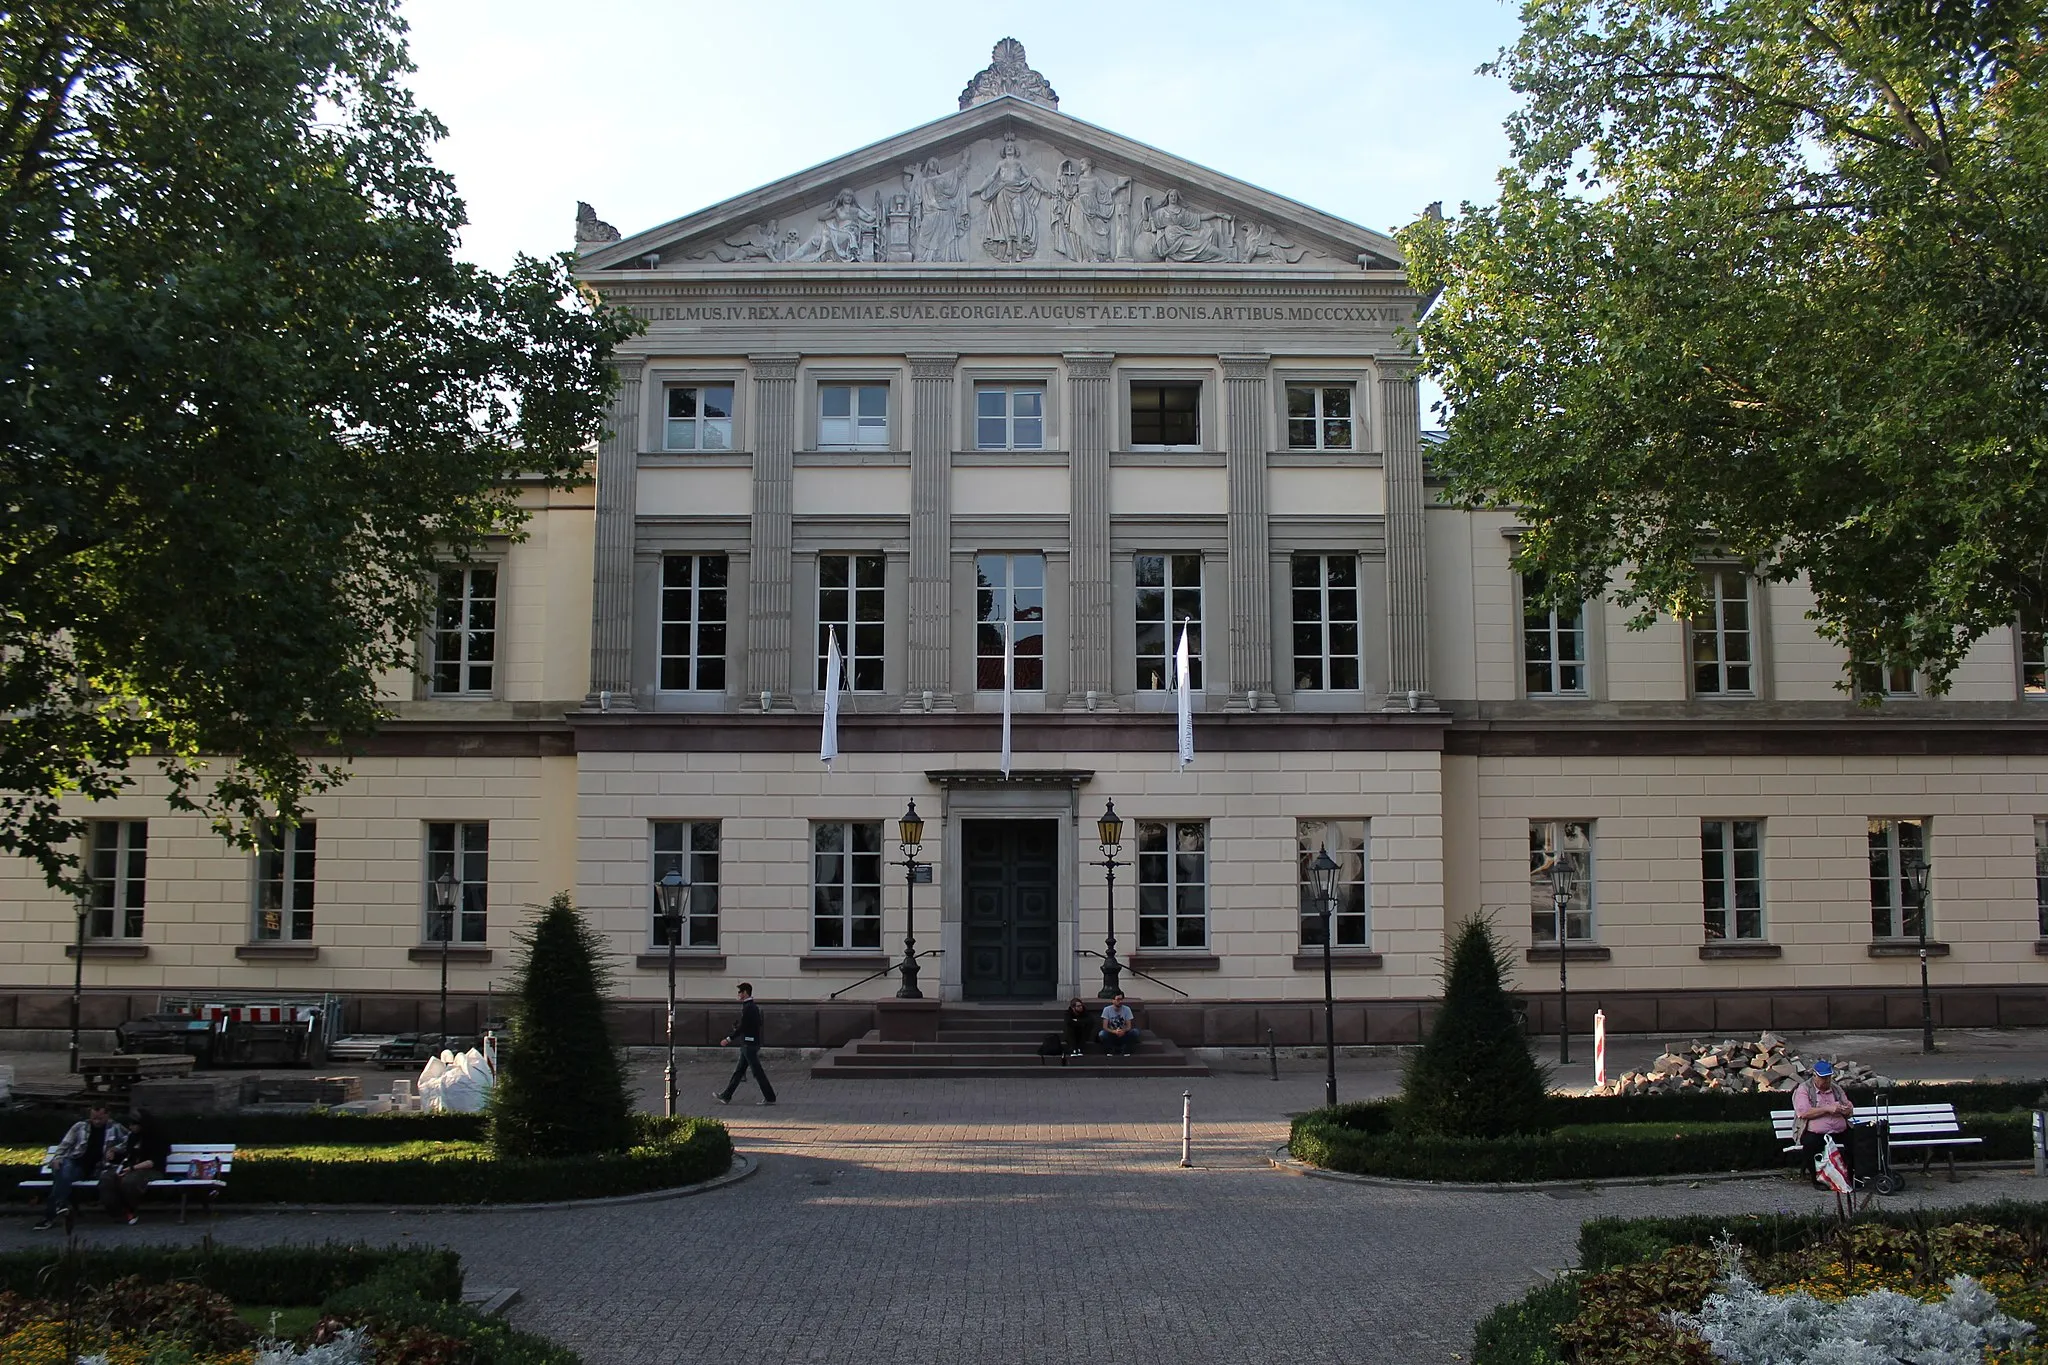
[1061,997,1092,1058]
[1098,992,1140,1057]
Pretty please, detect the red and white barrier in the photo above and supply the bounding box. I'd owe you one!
[1593,1008,1607,1088]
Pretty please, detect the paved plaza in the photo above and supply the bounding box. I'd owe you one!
[4,1033,2046,1364]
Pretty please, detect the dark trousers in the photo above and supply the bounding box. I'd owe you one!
[1801,1130,1854,1185]
[100,1169,152,1221]
[720,1041,776,1102]
[46,1158,91,1218]
[1062,1018,1090,1052]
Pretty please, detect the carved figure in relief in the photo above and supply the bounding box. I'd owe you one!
[1240,221,1315,264]
[916,152,973,262]
[695,218,802,263]
[1140,188,1231,263]
[1072,158,1132,262]
[574,201,620,245]
[1050,161,1082,260]
[975,134,1052,262]
[798,189,880,262]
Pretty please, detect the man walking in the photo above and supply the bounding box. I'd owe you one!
[715,982,778,1105]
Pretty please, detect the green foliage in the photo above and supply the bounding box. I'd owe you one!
[1398,915,1551,1138]
[489,892,635,1159]
[1292,1104,1786,1181]
[0,1244,461,1305]
[1581,1200,2048,1274]
[1401,0,2048,691]
[0,2,641,890]
[0,1109,488,1147]
[322,1266,579,1365]
[1470,1274,1578,1365]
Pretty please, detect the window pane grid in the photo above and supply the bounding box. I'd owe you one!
[2020,608,2045,697]
[1868,817,1928,938]
[255,822,317,942]
[1297,819,1370,947]
[1290,554,1361,690]
[1691,569,1753,695]
[1137,821,1208,949]
[1285,385,1354,450]
[1529,819,1593,943]
[975,553,1045,690]
[659,554,729,692]
[817,554,886,691]
[651,820,722,948]
[431,567,496,695]
[664,384,734,451]
[1521,570,1587,695]
[2036,820,2048,938]
[1701,819,1763,941]
[974,385,1045,450]
[88,821,147,940]
[1135,553,1203,691]
[1130,382,1200,446]
[820,384,889,448]
[425,821,489,944]
[811,822,883,949]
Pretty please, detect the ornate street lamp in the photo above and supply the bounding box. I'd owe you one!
[656,868,690,1116]
[895,800,926,999]
[432,869,458,1050]
[1906,857,1934,1053]
[68,893,88,1075]
[1551,859,1574,1066]
[1096,801,1126,999]
[1308,847,1341,1108]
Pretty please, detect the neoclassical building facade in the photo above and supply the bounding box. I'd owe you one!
[5,44,2046,1047]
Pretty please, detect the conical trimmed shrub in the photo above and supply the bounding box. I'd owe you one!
[1398,913,1552,1137]
[489,892,634,1158]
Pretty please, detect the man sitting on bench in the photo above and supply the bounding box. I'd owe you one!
[1099,993,1140,1058]
[1792,1059,1854,1189]
[34,1104,124,1231]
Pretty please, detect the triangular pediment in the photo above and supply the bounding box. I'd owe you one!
[576,99,1402,274]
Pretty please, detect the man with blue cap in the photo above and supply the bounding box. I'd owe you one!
[1792,1058,1855,1187]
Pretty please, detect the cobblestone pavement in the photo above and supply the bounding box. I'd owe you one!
[7,1047,2048,1365]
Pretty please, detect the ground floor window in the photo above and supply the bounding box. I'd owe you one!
[1529,819,1593,943]
[88,820,148,940]
[254,822,316,942]
[1868,817,1928,938]
[425,822,489,944]
[2037,820,2048,938]
[1297,819,1369,948]
[651,821,721,948]
[1137,820,1208,949]
[1701,819,1763,941]
[812,821,882,950]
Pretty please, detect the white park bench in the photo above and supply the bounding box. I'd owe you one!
[1770,1103,1984,1182]
[19,1142,235,1229]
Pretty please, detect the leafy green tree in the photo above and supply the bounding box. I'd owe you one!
[1402,0,2048,692]
[490,892,634,1159]
[1399,914,1551,1138]
[0,2,638,890]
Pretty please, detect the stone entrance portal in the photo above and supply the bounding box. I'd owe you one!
[960,819,1059,1000]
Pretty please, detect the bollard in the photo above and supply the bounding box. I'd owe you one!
[1593,1009,1606,1089]
[1181,1090,1193,1167]
[1267,1027,1279,1082]
[2034,1111,2046,1178]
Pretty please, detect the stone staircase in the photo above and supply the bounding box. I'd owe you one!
[810,1003,1210,1079]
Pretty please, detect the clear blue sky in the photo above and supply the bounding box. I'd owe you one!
[398,0,1528,271]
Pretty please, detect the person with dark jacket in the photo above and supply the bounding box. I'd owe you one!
[102,1111,171,1225]
[715,982,777,1105]
[34,1104,124,1230]
[1061,998,1092,1057]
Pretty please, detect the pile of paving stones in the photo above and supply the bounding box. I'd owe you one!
[1593,1033,1893,1096]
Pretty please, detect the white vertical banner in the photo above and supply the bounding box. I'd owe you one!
[1174,619,1195,772]
[820,627,842,771]
[1000,619,1014,777]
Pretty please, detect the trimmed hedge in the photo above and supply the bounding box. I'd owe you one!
[1561,1079,2048,1126]
[0,1109,489,1147]
[0,1243,460,1304]
[1578,1197,2048,1273]
[1470,1273,1575,1365]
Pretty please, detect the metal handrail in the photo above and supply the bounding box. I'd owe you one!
[1075,948,1190,997]
[827,949,944,1000]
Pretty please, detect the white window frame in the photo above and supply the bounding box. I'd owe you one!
[973,384,1046,451]
[1857,660,1920,700]
[2019,608,2045,699]
[1690,568,1756,696]
[1701,819,1764,942]
[1284,384,1356,451]
[1521,570,1588,697]
[817,553,886,692]
[1297,819,1370,949]
[424,821,489,945]
[662,383,735,451]
[1135,553,1203,692]
[254,822,316,943]
[2035,819,2048,938]
[430,565,498,697]
[651,820,721,949]
[1137,820,1209,950]
[1290,554,1363,691]
[1127,379,1203,450]
[1529,819,1594,944]
[658,553,730,693]
[975,552,1046,692]
[87,820,148,941]
[811,821,883,951]
[819,383,890,450]
[1868,817,1928,939]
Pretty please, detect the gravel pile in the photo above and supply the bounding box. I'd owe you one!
[1594,1032,1892,1096]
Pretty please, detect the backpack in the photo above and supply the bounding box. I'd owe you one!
[1037,1033,1063,1058]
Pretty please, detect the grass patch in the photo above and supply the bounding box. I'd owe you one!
[236,1304,324,1338]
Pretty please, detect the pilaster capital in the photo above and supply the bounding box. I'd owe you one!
[1376,354,1424,382]
[608,358,645,387]
[1220,353,1270,381]
[1064,351,1115,380]
[909,352,960,381]
[749,352,800,381]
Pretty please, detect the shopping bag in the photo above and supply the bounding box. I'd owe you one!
[1817,1134,1853,1193]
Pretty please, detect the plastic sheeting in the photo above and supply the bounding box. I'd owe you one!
[415,1043,496,1113]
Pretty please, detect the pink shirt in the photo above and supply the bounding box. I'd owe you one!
[1793,1081,1852,1136]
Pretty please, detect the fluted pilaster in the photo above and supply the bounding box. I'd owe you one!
[1222,354,1273,701]
[905,353,958,706]
[746,354,799,706]
[1380,357,1433,707]
[1065,352,1115,704]
[585,361,641,708]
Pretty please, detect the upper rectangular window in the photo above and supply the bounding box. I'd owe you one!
[664,385,734,451]
[817,554,885,692]
[659,554,729,692]
[1701,819,1763,942]
[975,385,1044,450]
[2020,608,2045,699]
[425,821,488,944]
[1135,553,1203,691]
[976,553,1045,691]
[254,822,316,943]
[431,566,496,696]
[1530,819,1593,943]
[1291,554,1362,691]
[1868,817,1927,939]
[1137,820,1208,949]
[1298,819,1370,948]
[88,820,147,940]
[1285,385,1354,450]
[1129,382,1200,448]
[1690,568,1754,696]
[2035,819,2047,938]
[1521,570,1586,697]
[820,384,889,448]
[811,821,882,950]
[1857,661,1920,699]
[651,820,721,949]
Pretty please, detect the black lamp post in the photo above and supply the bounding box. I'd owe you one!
[656,869,689,1116]
[1906,857,1934,1053]
[1096,801,1126,999]
[68,894,87,1075]
[895,800,925,999]
[432,869,458,1048]
[1551,860,1573,1066]
[1308,848,1340,1108]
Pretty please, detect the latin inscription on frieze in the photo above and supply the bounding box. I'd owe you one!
[619,301,1411,325]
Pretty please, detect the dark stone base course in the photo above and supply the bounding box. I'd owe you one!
[3,984,2042,1050]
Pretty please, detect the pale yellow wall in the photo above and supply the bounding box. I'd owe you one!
[638,467,753,518]
[956,465,1070,516]
[792,466,912,517]
[1269,468,1383,518]
[1109,465,1225,516]
[1425,507,1481,701]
